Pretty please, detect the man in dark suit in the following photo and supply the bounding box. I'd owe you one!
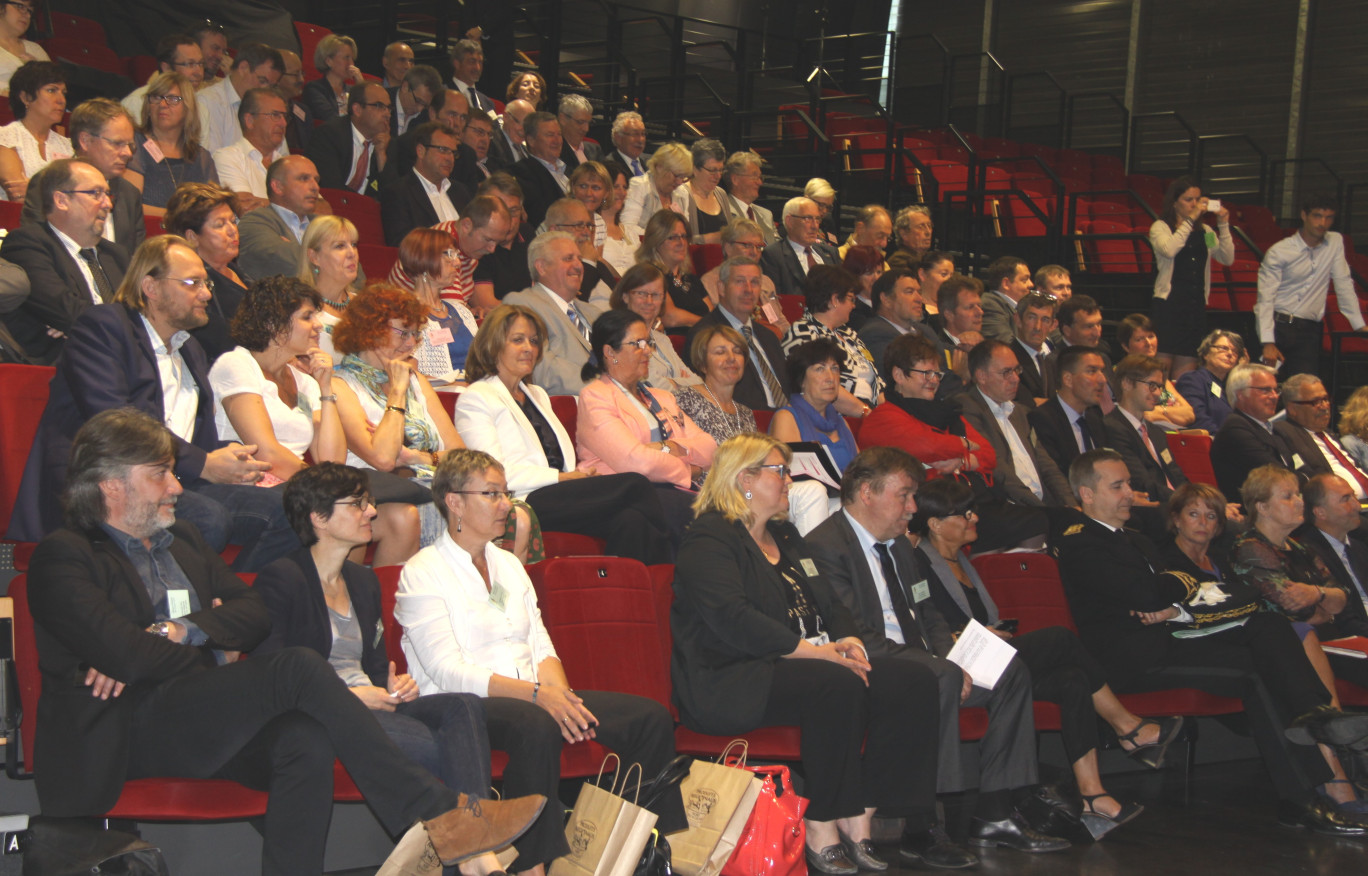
[1056,449,1368,833]
[381,122,473,246]
[460,110,499,185]
[1010,292,1057,406]
[277,49,315,154]
[1105,354,1188,505]
[685,257,791,411]
[1029,345,1107,478]
[7,237,295,573]
[857,269,941,386]
[808,447,1067,859]
[449,38,496,115]
[610,111,650,177]
[24,408,543,876]
[760,197,841,297]
[489,99,533,169]
[557,93,602,171]
[1276,375,1368,508]
[387,64,443,138]
[510,112,569,229]
[1298,474,1368,642]
[1211,363,1297,502]
[306,83,392,198]
[382,88,481,193]
[1,159,129,364]
[956,340,1073,508]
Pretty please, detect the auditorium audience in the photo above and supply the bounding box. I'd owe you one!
[1105,353,1190,508]
[307,82,390,196]
[213,86,290,214]
[1339,386,1368,471]
[121,33,206,122]
[842,244,886,331]
[888,205,933,271]
[0,60,70,199]
[1211,363,1295,503]
[380,120,469,246]
[804,177,840,245]
[509,110,566,229]
[1174,328,1243,433]
[762,196,841,297]
[1027,345,1109,478]
[567,159,611,251]
[610,110,649,175]
[680,138,734,244]
[980,256,1033,345]
[1297,473,1368,639]
[237,155,323,282]
[917,250,955,315]
[192,21,229,81]
[857,268,932,385]
[722,150,776,243]
[685,255,790,412]
[501,231,600,394]
[469,172,532,310]
[1009,291,1057,406]
[619,141,690,228]
[699,218,779,327]
[393,227,480,384]
[1275,373,1368,498]
[637,208,709,327]
[556,93,598,170]
[163,182,251,361]
[126,72,218,213]
[298,214,360,353]
[598,159,639,276]
[506,70,546,109]
[608,262,700,392]
[1116,313,1195,428]
[199,43,284,153]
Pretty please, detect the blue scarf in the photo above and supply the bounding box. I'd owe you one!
[786,393,857,472]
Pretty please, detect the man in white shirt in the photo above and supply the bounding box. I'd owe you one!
[212,87,290,215]
[502,232,600,395]
[381,41,415,89]
[1257,193,1366,379]
[448,39,494,115]
[610,111,649,176]
[191,21,229,82]
[198,43,284,153]
[1276,374,1368,505]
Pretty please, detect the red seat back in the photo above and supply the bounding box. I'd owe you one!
[357,244,397,283]
[0,365,54,535]
[550,395,578,444]
[1167,433,1217,486]
[969,552,1077,635]
[320,188,384,244]
[49,12,105,43]
[778,294,805,325]
[374,565,407,673]
[41,39,123,76]
[689,243,723,276]
[294,21,333,83]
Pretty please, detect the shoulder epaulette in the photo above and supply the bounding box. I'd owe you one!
[1063,523,1084,536]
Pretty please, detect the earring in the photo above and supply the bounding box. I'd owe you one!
[744,490,752,500]
[612,357,619,364]
[456,517,462,533]
[312,265,319,276]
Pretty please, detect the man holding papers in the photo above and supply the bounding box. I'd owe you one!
[808,447,1070,859]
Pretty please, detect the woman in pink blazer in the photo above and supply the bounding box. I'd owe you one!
[576,309,716,541]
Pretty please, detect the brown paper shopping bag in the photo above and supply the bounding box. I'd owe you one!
[550,754,659,876]
[670,741,763,876]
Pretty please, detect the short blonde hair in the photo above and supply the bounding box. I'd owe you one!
[298,215,358,284]
[646,142,692,178]
[693,432,792,526]
[1241,464,1298,526]
[804,177,836,201]
[314,34,358,74]
[1339,386,1368,442]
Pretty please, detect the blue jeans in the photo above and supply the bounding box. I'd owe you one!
[179,481,300,572]
[372,693,491,796]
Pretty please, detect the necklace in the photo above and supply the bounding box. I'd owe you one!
[700,381,744,435]
[319,291,350,310]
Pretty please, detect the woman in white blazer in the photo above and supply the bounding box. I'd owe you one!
[454,304,677,563]
[618,141,691,229]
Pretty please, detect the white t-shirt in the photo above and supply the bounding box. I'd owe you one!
[0,41,47,94]
[209,346,321,456]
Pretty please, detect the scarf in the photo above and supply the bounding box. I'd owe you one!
[335,354,441,479]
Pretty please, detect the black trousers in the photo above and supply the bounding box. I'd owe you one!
[125,647,463,876]
[526,472,675,563]
[484,691,676,870]
[1010,626,1110,765]
[1111,612,1332,803]
[1274,318,1323,383]
[759,656,940,825]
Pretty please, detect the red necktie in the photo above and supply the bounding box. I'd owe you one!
[747,206,755,221]
[347,141,373,192]
[1317,432,1368,497]
[1139,423,1174,491]
[804,247,816,271]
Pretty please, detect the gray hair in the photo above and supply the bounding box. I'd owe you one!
[1226,362,1276,399]
[804,178,835,200]
[558,93,593,118]
[724,150,762,180]
[717,255,759,286]
[721,217,765,246]
[782,196,816,220]
[527,230,577,280]
[1280,372,1324,404]
[611,110,644,138]
[63,408,176,531]
[690,138,726,170]
[894,204,931,233]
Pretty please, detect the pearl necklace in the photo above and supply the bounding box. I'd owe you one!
[701,382,744,435]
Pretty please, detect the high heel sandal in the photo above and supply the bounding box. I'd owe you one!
[1117,715,1185,769]
[1321,778,1368,817]
[1079,794,1144,841]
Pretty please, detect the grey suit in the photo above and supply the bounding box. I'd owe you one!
[956,388,1073,506]
[502,285,602,395]
[979,290,1017,345]
[760,237,840,298]
[237,205,305,282]
[806,510,1039,794]
[727,194,778,244]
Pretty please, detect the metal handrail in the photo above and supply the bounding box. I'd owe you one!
[1128,111,1199,175]
[1195,133,1268,203]
[1063,90,1129,153]
[1002,71,1067,147]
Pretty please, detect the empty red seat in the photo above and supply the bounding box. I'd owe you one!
[320,188,384,245]
[40,38,124,77]
[357,243,397,282]
[294,21,333,83]
[49,12,105,43]
[1167,433,1217,486]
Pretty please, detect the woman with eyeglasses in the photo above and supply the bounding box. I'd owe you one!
[303,34,363,120]
[609,262,701,393]
[781,265,885,414]
[1116,313,1194,429]
[209,276,424,566]
[769,338,859,479]
[912,477,1164,839]
[1173,328,1244,433]
[636,208,710,329]
[699,217,788,335]
[297,215,360,356]
[0,60,69,200]
[598,159,640,277]
[164,182,250,362]
[125,71,218,213]
[389,227,478,385]
[577,308,716,540]
[1149,176,1233,380]
[681,138,735,245]
[0,0,46,98]
[619,141,691,229]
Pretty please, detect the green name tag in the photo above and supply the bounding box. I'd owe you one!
[489,581,509,612]
[911,579,931,603]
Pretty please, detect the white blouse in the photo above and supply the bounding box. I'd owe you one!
[0,119,72,190]
[0,40,47,94]
[208,347,321,456]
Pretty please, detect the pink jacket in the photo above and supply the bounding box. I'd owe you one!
[575,376,716,488]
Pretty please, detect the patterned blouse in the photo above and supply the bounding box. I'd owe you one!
[780,314,885,405]
[1229,527,1344,623]
[676,386,756,444]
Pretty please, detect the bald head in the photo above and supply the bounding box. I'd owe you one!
[502,98,536,144]
[435,88,470,135]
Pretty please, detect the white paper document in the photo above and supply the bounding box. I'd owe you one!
[945,619,1017,690]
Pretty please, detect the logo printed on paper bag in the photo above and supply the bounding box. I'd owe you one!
[570,819,598,857]
[686,787,718,826]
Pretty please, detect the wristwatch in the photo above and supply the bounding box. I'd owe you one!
[149,621,171,638]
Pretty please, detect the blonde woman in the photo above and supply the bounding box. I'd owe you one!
[126,71,218,213]
[297,214,359,356]
[1339,386,1368,471]
[303,33,362,119]
[619,141,691,228]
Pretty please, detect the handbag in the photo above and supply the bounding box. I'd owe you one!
[633,828,672,876]
[671,741,762,876]
[718,760,807,876]
[551,754,659,876]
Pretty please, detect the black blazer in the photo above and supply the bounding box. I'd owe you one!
[301,77,343,120]
[1011,338,1053,404]
[684,307,791,411]
[1211,410,1298,502]
[253,548,389,687]
[285,98,315,153]
[380,170,473,246]
[955,388,1074,507]
[21,172,145,256]
[1294,524,1368,639]
[8,303,220,541]
[25,521,268,816]
[488,126,524,169]
[1104,408,1189,503]
[669,511,860,735]
[759,237,841,298]
[1274,421,1350,481]
[806,510,955,659]
[1028,396,1106,476]
[0,222,129,364]
[306,116,382,197]
[509,155,566,229]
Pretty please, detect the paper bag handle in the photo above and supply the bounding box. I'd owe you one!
[595,752,622,788]
[612,761,645,803]
[717,738,749,767]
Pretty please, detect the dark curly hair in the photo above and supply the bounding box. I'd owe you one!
[786,337,845,390]
[230,276,324,352]
[9,61,65,120]
[331,283,426,355]
[282,462,369,546]
[163,182,236,238]
[801,264,860,316]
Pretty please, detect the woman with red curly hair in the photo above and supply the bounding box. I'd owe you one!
[387,227,479,385]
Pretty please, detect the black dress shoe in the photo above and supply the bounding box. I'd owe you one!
[806,843,858,875]
[838,834,888,871]
[967,812,1071,853]
[1277,798,1368,836]
[899,825,979,869]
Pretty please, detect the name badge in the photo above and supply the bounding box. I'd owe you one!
[1291,453,1304,469]
[1211,384,1222,398]
[373,619,385,649]
[427,326,454,346]
[166,589,192,619]
[1161,448,1173,465]
[800,558,818,577]
[293,102,307,121]
[910,579,931,603]
[142,139,165,163]
[804,631,830,647]
[489,581,509,612]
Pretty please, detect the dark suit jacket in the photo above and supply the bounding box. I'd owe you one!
[559,138,602,172]
[380,170,473,246]
[1295,524,1368,639]
[856,317,944,386]
[1174,366,1233,434]
[0,222,129,364]
[1028,396,1106,476]
[955,388,1073,506]
[760,237,841,298]
[685,307,791,411]
[301,76,343,120]
[25,521,268,815]
[452,80,496,115]
[1011,338,1053,405]
[8,303,221,541]
[1104,408,1188,503]
[253,548,389,686]
[306,116,382,198]
[488,126,524,169]
[22,173,144,255]
[669,511,860,735]
[285,98,315,153]
[1273,422,1356,482]
[510,155,566,229]
[1211,410,1297,502]
[806,510,955,659]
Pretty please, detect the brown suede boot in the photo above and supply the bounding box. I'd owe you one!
[424,792,547,865]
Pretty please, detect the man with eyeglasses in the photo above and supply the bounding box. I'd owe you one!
[722,150,776,243]
[1009,291,1057,407]
[381,121,472,246]
[1,158,128,363]
[503,231,600,395]
[273,49,315,153]
[1275,374,1368,505]
[381,86,475,190]
[460,110,496,183]
[213,87,290,214]
[761,196,840,297]
[491,98,534,170]
[957,339,1073,509]
[557,94,600,171]
[1104,354,1189,511]
[308,82,391,197]
[543,197,613,304]
[510,111,567,229]
[198,43,284,153]
[1211,363,1298,503]
[121,33,208,127]
[389,64,442,138]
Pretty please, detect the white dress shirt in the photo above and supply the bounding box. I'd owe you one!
[844,509,916,645]
[1305,427,1368,499]
[213,137,290,198]
[416,170,461,224]
[1255,230,1362,343]
[979,389,1043,499]
[198,76,244,153]
[140,315,198,440]
[787,237,825,275]
[50,223,101,304]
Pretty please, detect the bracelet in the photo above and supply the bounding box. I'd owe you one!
[1316,587,1327,606]
[318,394,337,402]
[385,404,407,415]
[532,681,540,702]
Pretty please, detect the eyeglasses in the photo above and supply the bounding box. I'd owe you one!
[1288,396,1331,406]
[947,508,978,521]
[1247,385,1278,395]
[554,221,594,230]
[906,367,946,381]
[730,241,763,254]
[630,290,665,301]
[755,463,790,479]
[1132,378,1164,393]
[363,102,393,112]
[791,214,822,224]
[148,93,185,106]
[171,59,205,70]
[387,326,422,342]
[618,338,658,351]
[421,142,456,156]
[441,248,459,261]
[62,188,112,203]
[96,135,135,152]
[992,366,1024,378]
[668,172,692,183]
[160,276,215,292]
[250,110,288,121]
[334,493,375,512]
[3,2,34,15]
[1208,344,1237,355]
[453,489,514,501]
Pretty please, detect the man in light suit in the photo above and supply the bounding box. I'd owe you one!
[502,232,601,395]
[722,150,776,243]
[236,155,321,283]
[808,447,1068,860]
[685,257,791,411]
[760,197,841,297]
[956,340,1073,508]
[557,93,601,171]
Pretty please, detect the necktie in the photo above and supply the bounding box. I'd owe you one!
[804,247,816,271]
[1317,432,1368,497]
[567,306,588,341]
[347,141,372,192]
[747,205,756,221]
[1139,423,1174,490]
[467,85,480,111]
[742,324,784,407]
[79,248,112,302]
[1076,414,1094,451]
[873,543,929,651]
[631,157,643,177]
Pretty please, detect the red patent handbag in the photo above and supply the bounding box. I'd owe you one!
[719,762,808,876]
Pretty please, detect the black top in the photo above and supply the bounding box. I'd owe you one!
[666,271,710,318]
[925,557,990,633]
[776,552,825,639]
[190,262,252,364]
[1171,223,1209,294]
[694,208,727,238]
[476,234,534,299]
[518,392,564,471]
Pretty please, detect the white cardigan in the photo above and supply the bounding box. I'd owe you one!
[1148,217,1234,302]
[453,376,576,498]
